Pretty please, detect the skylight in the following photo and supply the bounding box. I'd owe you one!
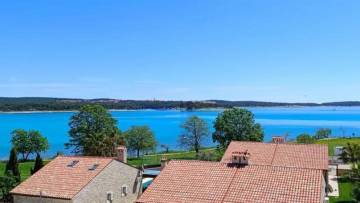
[67,160,79,167]
[89,164,99,171]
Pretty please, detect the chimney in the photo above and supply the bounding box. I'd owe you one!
[272,136,285,144]
[231,150,250,165]
[116,146,127,163]
[160,156,169,170]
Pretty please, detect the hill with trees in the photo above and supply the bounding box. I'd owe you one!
[0,97,359,112]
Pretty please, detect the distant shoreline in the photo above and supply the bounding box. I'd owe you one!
[1,106,360,114]
[1,97,360,112]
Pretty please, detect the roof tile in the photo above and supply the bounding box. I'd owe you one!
[11,156,113,199]
[137,160,323,203]
[221,141,328,170]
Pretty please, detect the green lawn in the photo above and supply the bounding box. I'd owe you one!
[0,161,38,181]
[128,148,219,167]
[316,137,360,156]
[330,177,356,203]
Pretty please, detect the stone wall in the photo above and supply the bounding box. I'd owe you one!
[73,160,141,203]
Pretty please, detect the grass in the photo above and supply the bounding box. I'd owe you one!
[330,177,356,203]
[128,148,219,167]
[316,137,360,156]
[0,161,36,181]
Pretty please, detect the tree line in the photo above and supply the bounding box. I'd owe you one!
[295,128,332,144]
[65,105,264,159]
[2,97,359,112]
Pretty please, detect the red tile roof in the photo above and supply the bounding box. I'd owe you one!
[137,160,323,203]
[11,156,113,199]
[221,141,328,170]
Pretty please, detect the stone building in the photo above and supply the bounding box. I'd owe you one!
[11,147,142,203]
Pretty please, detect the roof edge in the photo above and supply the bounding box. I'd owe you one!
[10,192,72,200]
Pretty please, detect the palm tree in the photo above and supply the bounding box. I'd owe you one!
[340,143,360,163]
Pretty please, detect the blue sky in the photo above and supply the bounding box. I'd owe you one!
[0,0,359,102]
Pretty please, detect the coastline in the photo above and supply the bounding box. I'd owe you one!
[0,106,358,114]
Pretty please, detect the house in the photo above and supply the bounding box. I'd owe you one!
[11,146,142,203]
[137,141,328,203]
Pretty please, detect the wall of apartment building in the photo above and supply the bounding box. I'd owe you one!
[13,195,71,203]
[73,160,142,203]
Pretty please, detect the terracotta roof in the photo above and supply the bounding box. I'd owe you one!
[11,156,113,199]
[137,160,323,203]
[221,141,328,170]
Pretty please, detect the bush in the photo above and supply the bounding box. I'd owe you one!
[296,133,316,144]
[0,172,18,202]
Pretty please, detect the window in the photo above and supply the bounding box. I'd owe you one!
[121,185,128,197]
[88,164,99,171]
[107,192,113,203]
[67,160,79,167]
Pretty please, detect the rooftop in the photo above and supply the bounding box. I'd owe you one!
[137,160,323,203]
[221,141,328,170]
[11,156,114,199]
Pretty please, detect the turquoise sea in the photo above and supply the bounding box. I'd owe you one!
[1,107,360,159]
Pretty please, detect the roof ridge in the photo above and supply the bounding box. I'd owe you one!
[170,159,323,171]
[170,160,222,164]
[59,155,115,159]
[220,167,239,203]
[230,140,327,147]
[270,143,279,165]
[246,164,324,171]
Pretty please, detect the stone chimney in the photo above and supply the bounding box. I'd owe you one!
[160,156,169,170]
[272,136,285,144]
[116,146,127,163]
[231,150,250,165]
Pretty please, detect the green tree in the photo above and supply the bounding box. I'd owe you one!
[11,129,49,161]
[5,148,20,182]
[0,172,18,203]
[349,163,360,201]
[314,128,331,140]
[212,108,264,147]
[178,116,209,156]
[353,183,360,202]
[340,143,360,163]
[124,126,157,158]
[11,129,30,161]
[31,153,44,175]
[29,130,49,154]
[66,104,123,156]
[296,133,316,144]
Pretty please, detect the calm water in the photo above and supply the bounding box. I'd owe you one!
[1,107,360,159]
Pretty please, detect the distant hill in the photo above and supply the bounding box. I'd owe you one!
[322,101,360,106]
[0,97,359,112]
[207,100,320,107]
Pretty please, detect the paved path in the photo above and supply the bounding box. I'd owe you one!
[328,165,339,197]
